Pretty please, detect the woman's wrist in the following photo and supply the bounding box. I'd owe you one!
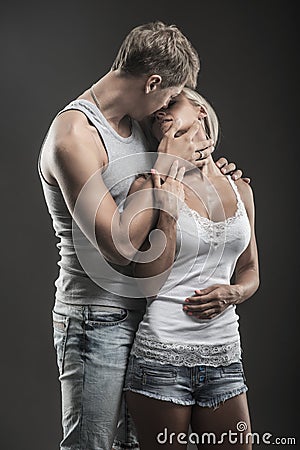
[154,153,178,181]
[157,210,178,228]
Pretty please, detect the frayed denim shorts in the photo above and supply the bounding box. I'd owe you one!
[124,355,248,409]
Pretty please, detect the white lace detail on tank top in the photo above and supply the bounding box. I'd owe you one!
[131,334,241,367]
[180,177,246,245]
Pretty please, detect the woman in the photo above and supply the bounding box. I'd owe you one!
[123,88,259,449]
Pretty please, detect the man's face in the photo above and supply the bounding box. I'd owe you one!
[141,85,184,120]
[151,93,201,141]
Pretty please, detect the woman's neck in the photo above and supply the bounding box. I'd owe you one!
[199,155,224,178]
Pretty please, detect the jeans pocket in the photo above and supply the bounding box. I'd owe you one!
[140,365,177,386]
[221,362,244,379]
[52,310,70,376]
[86,306,128,327]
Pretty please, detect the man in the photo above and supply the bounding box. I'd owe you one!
[38,21,246,450]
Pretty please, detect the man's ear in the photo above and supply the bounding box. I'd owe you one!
[197,105,208,120]
[145,75,162,94]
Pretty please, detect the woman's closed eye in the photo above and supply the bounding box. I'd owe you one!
[164,99,177,110]
[168,100,176,107]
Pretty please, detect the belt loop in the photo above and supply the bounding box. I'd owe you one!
[83,305,89,324]
[190,366,195,388]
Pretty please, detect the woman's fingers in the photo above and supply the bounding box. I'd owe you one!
[176,166,186,182]
[183,302,225,319]
[153,160,185,194]
[193,311,218,319]
[167,159,179,179]
[150,169,161,189]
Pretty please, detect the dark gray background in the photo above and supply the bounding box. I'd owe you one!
[1,1,298,448]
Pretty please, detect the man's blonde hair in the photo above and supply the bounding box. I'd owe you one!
[111,21,200,89]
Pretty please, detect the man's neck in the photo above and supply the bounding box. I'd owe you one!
[78,70,135,136]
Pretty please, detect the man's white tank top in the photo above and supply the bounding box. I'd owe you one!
[38,99,155,309]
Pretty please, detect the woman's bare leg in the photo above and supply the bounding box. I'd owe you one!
[126,391,192,450]
[191,393,252,449]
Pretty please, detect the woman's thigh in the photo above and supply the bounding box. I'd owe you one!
[191,392,252,450]
[126,391,192,450]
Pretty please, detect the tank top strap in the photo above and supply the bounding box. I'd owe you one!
[227,176,243,205]
[57,99,108,140]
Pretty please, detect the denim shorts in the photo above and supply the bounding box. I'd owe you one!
[124,355,248,408]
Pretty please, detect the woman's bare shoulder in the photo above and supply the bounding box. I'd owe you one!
[235,179,255,211]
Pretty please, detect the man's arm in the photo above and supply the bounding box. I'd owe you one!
[50,118,198,266]
[51,126,157,266]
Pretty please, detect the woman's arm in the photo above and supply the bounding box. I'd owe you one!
[183,180,259,319]
[230,180,260,302]
[131,165,185,298]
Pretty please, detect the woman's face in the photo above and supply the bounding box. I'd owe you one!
[151,93,204,141]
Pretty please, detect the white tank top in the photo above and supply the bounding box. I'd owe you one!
[38,99,154,308]
[131,177,251,366]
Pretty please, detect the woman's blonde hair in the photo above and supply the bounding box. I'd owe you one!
[111,21,200,89]
[141,88,220,149]
[182,87,219,145]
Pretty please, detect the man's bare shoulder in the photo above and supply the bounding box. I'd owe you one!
[41,110,108,184]
[50,109,105,158]
[53,109,98,142]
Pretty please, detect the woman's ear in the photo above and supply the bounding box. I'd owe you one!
[198,105,211,139]
[197,104,208,120]
[145,75,162,94]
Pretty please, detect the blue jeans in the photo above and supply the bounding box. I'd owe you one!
[52,300,145,450]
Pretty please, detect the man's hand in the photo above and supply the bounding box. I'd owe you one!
[182,284,243,320]
[155,119,215,172]
[215,157,251,184]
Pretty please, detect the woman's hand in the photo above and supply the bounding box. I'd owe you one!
[182,284,243,319]
[151,160,185,220]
